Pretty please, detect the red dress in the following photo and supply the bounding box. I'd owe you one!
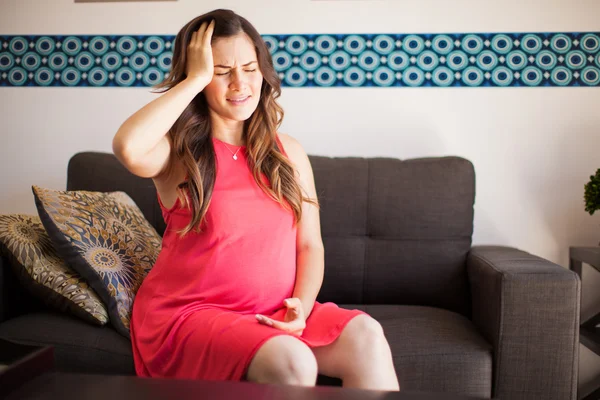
[130,135,367,381]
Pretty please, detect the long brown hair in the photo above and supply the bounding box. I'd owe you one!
[152,9,319,238]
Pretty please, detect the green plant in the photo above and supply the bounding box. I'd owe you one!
[585,168,600,216]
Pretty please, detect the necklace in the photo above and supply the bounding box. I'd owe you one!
[219,140,244,160]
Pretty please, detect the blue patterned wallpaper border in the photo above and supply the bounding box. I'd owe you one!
[1,32,599,88]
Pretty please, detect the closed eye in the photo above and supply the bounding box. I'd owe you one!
[216,69,257,76]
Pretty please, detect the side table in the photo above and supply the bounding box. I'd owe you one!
[569,246,600,400]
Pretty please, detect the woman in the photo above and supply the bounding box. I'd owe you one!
[112,8,399,391]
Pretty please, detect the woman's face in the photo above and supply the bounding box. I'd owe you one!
[203,33,263,124]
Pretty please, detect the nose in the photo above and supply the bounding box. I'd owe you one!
[228,69,248,91]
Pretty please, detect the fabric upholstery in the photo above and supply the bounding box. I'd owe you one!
[467,245,580,400]
[0,214,108,325]
[32,185,162,337]
[0,151,580,399]
[0,312,134,375]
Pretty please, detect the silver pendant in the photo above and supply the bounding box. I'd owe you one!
[233,155,238,160]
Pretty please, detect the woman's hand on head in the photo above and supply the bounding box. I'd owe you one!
[186,19,215,85]
[256,298,306,336]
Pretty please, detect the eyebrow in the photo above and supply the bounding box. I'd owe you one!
[214,61,258,69]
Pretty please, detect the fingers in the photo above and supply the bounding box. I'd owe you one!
[190,20,210,48]
[284,298,302,315]
[256,314,274,326]
[203,20,215,44]
[256,313,305,333]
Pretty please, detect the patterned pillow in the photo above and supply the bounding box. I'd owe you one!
[0,214,109,325]
[32,186,162,338]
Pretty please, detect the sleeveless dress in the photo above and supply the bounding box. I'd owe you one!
[130,135,367,381]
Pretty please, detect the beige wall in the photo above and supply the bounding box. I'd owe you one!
[1,0,600,395]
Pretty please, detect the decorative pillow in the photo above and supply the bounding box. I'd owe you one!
[0,214,109,325]
[32,186,162,338]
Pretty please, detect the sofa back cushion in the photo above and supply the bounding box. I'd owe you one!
[67,152,475,317]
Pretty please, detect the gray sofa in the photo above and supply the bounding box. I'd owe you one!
[0,151,580,399]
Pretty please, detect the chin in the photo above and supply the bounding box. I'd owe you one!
[226,108,258,121]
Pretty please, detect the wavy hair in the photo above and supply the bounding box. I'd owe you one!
[151,9,319,238]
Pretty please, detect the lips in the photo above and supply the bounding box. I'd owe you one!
[228,96,249,101]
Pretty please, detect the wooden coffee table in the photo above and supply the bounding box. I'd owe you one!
[6,372,487,400]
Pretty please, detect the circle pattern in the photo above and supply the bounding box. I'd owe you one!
[34,67,54,86]
[461,35,484,55]
[447,51,469,71]
[343,66,366,86]
[520,34,542,54]
[535,50,557,70]
[402,66,424,86]
[285,66,308,86]
[431,35,454,55]
[417,51,439,71]
[21,52,41,71]
[550,34,572,54]
[581,67,600,86]
[329,50,351,71]
[116,36,138,56]
[386,51,410,71]
[300,51,322,72]
[358,50,381,71]
[143,36,164,56]
[262,36,278,53]
[491,34,513,54]
[62,36,83,56]
[35,37,55,56]
[313,66,337,87]
[314,35,337,55]
[506,50,528,70]
[491,66,514,86]
[581,34,600,53]
[521,66,543,86]
[0,33,597,87]
[88,37,110,56]
[372,66,395,86]
[402,35,425,55]
[476,50,498,71]
[550,66,572,86]
[272,51,292,72]
[74,52,95,72]
[461,67,484,86]
[432,66,454,86]
[372,35,395,55]
[285,35,308,56]
[343,35,366,55]
[565,50,587,70]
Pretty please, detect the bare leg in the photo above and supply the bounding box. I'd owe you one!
[311,315,400,391]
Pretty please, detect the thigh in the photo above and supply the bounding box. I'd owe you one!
[245,334,316,382]
[311,314,383,378]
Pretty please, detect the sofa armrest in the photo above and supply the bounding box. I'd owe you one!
[466,245,580,400]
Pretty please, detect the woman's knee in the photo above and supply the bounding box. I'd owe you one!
[351,315,386,345]
[246,335,318,386]
[344,315,391,360]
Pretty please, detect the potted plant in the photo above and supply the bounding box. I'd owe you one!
[584,168,600,245]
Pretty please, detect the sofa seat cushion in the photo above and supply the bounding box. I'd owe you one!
[339,304,493,398]
[0,305,493,397]
[0,311,134,375]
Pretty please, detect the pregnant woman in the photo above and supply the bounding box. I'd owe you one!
[112,8,399,391]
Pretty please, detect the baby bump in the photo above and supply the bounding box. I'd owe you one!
[196,259,297,314]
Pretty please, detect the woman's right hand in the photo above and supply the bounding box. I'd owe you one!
[185,19,215,84]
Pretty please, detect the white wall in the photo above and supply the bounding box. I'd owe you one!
[1,0,600,395]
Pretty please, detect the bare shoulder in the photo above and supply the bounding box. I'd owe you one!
[276,132,314,188]
[276,132,305,164]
